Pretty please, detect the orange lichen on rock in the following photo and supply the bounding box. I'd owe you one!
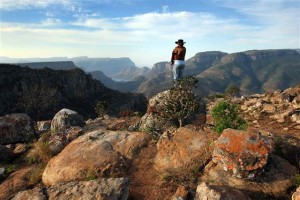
[212,128,274,179]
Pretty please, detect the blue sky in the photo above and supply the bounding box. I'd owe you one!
[0,0,299,67]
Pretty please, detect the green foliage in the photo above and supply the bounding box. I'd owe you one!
[294,174,300,188]
[95,101,108,118]
[158,76,201,127]
[211,100,248,134]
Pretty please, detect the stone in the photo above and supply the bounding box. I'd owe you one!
[0,167,33,200]
[212,128,274,179]
[262,103,276,114]
[11,186,47,200]
[154,127,214,172]
[42,130,150,186]
[292,186,300,200]
[47,178,130,200]
[202,155,297,197]
[194,182,251,200]
[13,143,27,154]
[50,108,85,133]
[37,120,51,132]
[0,113,36,145]
[171,185,188,200]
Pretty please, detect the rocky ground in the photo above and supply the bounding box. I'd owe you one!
[0,85,300,200]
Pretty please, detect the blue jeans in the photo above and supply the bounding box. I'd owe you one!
[173,64,185,80]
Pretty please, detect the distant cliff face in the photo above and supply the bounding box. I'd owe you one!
[0,64,147,120]
[72,57,136,76]
[135,49,300,98]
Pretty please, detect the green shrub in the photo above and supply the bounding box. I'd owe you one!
[211,100,247,134]
[158,76,201,127]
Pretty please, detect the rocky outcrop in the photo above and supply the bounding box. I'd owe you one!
[139,90,176,136]
[42,130,150,186]
[212,128,274,179]
[0,113,36,145]
[154,127,214,172]
[239,85,300,125]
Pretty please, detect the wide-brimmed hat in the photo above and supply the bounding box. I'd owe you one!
[175,39,186,44]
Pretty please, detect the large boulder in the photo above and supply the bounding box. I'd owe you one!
[212,128,274,179]
[42,130,150,186]
[50,108,85,133]
[0,113,36,145]
[154,127,214,172]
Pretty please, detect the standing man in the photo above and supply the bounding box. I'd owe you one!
[170,39,186,80]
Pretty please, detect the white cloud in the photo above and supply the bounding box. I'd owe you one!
[1,1,299,66]
[0,0,74,10]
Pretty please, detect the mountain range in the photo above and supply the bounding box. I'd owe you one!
[1,49,300,98]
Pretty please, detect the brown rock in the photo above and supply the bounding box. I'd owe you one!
[212,128,274,179]
[47,178,130,200]
[11,185,46,200]
[202,155,298,197]
[171,185,188,200]
[292,186,300,200]
[154,127,214,172]
[42,130,150,186]
[0,167,33,200]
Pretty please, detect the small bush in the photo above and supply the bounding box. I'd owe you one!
[26,140,53,164]
[294,174,300,188]
[211,100,247,134]
[158,76,201,127]
[95,101,108,118]
[26,164,46,185]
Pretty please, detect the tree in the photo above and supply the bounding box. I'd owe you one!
[158,76,201,127]
[95,101,108,118]
[211,100,247,134]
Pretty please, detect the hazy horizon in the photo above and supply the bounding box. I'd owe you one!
[1,0,299,67]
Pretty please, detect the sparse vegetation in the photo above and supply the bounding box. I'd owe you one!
[25,133,53,164]
[158,76,201,127]
[26,163,47,185]
[293,174,300,188]
[95,101,109,118]
[211,100,248,134]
